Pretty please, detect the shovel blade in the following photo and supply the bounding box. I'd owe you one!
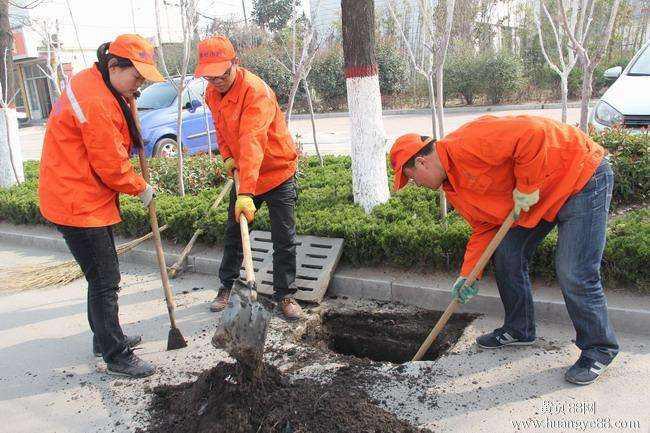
[212,278,270,370]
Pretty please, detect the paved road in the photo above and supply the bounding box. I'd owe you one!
[291,106,584,156]
[18,106,585,161]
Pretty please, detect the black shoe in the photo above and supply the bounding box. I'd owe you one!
[565,355,615,385]
[106,349,155,378]
[476,329,536,349]
[93,335,142,357]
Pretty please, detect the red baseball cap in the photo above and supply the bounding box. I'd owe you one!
[390,134,433,191]
[195,35,236,78]
[108,34,164,82]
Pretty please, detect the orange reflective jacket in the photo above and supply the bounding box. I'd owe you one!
[205,68,298,195]
[39,66,146,227]
[437,115,605,277]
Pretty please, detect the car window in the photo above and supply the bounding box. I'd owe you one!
[629,45,650,75]
[182,79,207,107]
[138,82,176,110]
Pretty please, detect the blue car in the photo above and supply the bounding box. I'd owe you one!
[136,76,218,157]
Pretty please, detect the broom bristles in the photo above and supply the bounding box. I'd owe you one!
[2,225,170,291]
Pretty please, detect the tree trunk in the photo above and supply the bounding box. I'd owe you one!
[0,0,14,102]
[341,0,389,213]
[560,73,569,124]
[303,78,323,166]
[434,66,445,137]
[285,71,301,127]
[0,108,23,187]
[427,76,438,139]
[579,62,594,132]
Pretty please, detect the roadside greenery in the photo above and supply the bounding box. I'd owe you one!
[1,130,648,291]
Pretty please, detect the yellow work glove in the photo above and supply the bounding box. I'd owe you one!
[235,195,256,223]
[223,157,236,178]
[512,188,540,220]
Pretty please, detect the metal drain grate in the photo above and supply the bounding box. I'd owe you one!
[240,231,344,303]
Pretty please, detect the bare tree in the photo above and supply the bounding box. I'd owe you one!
[534,0,579,123]
[270,0,328,165]
[387,0,455,218]
[31,18,63,97]
[0,0,22,188]
[556,0,622,131]
[174,0,200,197]
[341,0,390,213]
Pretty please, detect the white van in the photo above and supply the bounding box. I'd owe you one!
[590,41,650,133]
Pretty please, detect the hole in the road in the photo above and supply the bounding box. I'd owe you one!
[315,310,477,363]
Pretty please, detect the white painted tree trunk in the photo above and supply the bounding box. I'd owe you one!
[0,108,24,188]
[346,75,390,213]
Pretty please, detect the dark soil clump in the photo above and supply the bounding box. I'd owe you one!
[144,361,430,433]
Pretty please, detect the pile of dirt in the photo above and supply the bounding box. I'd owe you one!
[143,361,430,433]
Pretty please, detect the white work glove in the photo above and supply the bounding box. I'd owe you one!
[512,188,540,219]
[138,184,155,208]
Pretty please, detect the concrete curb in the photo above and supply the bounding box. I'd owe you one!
[2,226,647,336]
[290,100,598,120]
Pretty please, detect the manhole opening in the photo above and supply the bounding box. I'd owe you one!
[316,310,477,363]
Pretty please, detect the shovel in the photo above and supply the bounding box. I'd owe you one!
[212,170,270,378]
[129,96,187,351]
[411,208,516,361]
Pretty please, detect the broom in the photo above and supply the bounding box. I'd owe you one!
[1,225,169,291]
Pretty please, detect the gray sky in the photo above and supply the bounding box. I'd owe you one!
[28,0,253,49]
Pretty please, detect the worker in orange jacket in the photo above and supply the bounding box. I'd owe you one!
[39,34,165,378]
[195,35,302,321]
[390,115,619,385]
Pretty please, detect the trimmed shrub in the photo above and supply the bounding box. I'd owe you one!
[376,41,409,95]
[310,46,346,108]
[445,54,483,105]
[478,52,524,104]
[2,131,648,291]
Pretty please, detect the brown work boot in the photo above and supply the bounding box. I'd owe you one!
[279,297,303,321]
[210,287,231,312]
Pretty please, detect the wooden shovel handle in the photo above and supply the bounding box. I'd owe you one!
[233,171,256,286]
[130,97,179,328]
[411,209,516,361]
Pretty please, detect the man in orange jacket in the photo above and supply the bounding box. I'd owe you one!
[195,35,302,321]
[390,115,619,385]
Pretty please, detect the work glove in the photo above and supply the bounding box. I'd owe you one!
[223,157,236,178]
[138,184,155,208]
[235,195,256,223]
[512,188,540,220]
[451,276,479,304]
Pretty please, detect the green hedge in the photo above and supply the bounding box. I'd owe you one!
[1,131,648,292]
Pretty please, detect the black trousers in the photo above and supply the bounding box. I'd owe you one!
[55,224,126,361]
[219,177,298,300]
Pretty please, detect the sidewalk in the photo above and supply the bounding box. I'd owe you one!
[1,221,647,336]
[0,233,648,433]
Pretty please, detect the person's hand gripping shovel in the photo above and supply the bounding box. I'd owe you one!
[412,208,516,361]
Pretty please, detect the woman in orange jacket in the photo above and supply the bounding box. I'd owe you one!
[390,115,619,386]
[38,34,164,378]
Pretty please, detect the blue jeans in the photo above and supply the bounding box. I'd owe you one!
[492,159,619,363]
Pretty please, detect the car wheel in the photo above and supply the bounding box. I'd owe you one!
[153,137,179,158]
